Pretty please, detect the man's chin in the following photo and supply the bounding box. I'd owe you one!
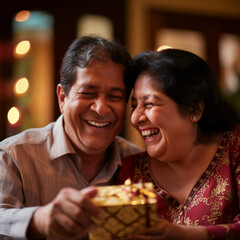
[83,141,113,154]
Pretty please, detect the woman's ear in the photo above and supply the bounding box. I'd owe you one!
[57,84,66,114]
[190,101,204,122]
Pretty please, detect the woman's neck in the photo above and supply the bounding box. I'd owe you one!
[149,134,223,204]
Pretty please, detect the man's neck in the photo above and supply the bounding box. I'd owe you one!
[79,150,111,183]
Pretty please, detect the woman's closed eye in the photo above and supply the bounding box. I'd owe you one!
[144,102,154,109]
[131,102,154,109]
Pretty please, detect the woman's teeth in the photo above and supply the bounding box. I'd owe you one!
[87,120,109,127]
[142,129,159,137]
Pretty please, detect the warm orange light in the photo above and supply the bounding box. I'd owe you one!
[14,77,29,95]
[7,107,21,125]
[14,10,31,22]
[157,45,173,52]
[15,40,30,56]
[124,179,131,186]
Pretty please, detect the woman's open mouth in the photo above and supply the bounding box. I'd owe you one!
[141,128,159,139]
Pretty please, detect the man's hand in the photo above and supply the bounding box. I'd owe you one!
[27,186,103,239]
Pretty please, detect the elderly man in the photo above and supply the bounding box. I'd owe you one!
[0,36,141,239]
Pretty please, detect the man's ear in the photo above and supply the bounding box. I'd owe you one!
[57,84,66,113]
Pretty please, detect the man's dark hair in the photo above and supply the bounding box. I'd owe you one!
[60,36,132,101]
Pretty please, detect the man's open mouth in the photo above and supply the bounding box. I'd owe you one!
[87,120,110,128]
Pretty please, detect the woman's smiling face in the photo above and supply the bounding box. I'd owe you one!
[131,74,196,162]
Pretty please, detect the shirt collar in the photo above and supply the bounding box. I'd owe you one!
[50,115,75,160]
[90,139,122,185]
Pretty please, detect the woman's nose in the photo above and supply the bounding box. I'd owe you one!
[90,97,110,116]
[131,107,147,126]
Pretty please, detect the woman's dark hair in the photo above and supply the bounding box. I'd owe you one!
[60,35,132,101]
[127,48,239,142]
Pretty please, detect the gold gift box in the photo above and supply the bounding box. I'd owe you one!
[89,181,157,240]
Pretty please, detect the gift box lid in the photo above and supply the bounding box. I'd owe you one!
[92,181,157,206]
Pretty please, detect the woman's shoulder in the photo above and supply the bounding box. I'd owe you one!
[122,151,149,164]
[227,124,240,144]
[115,151,149,184]
[223,124,240,165]
[120,151,149,172]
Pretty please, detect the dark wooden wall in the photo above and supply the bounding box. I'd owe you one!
[0,0,127,140]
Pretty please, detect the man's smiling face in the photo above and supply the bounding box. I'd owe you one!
[57,60,126,155]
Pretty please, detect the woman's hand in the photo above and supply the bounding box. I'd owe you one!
[127,219,209,240]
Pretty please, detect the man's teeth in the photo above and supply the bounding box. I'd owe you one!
[142,129,159,137]
[87,120,109,127]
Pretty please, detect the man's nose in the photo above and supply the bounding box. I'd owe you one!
[90,97,110,116]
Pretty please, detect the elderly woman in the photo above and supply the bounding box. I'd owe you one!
[116,49,240,240]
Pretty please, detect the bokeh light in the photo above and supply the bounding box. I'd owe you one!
[14,10,31,22]
[14,77,29,95]
[14,40,30,56]
[7,107,21,125]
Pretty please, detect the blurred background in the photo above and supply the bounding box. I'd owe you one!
[0,0,240,149]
